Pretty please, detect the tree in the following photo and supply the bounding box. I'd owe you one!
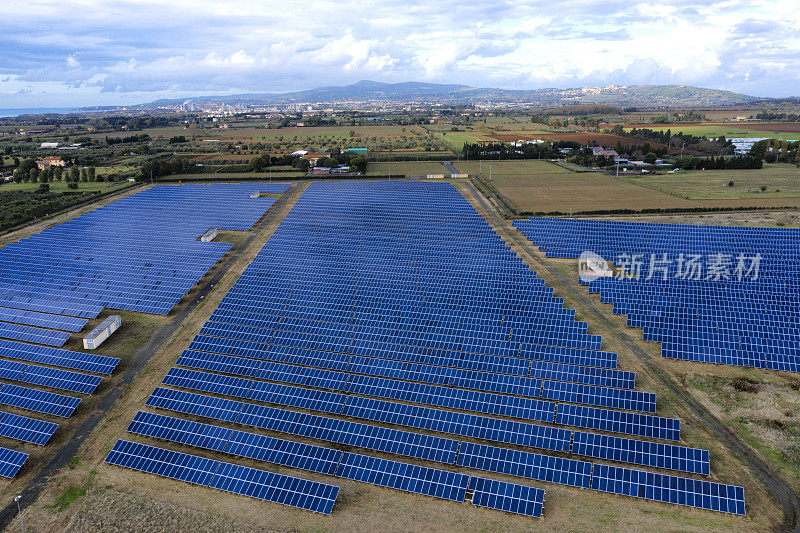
[643,152,657,165]
[250,154,270,172]
[88,167,96,181]
[67,181,78,190]
[315,156,338,168]
[70,166,80,182]
[80,168,88,182]
[29,168,39,183]
[349,156,367,173]
[38,183,50,193]
[54,167,63,181]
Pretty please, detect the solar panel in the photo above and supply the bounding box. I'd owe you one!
[469,477,545,518]
[0,339,119,374]
[335,452,469,501]
[456,441,592,489]
[0,446,28,478]
[16,364,102,395]
[591,464,745,515]
[572,431,710,475]
[105,440,339,514]
[0,410,58,445]
[555,403,680,441]
[127,410,343,476]
[146,387,460,464]
[0,383,81,417]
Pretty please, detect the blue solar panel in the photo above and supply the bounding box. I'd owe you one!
[591,463,745,515]
[469,477,545,518]
[0,383,81,417]
[0,446,28,478]
[127,410,343,476]
[555,403,680,441]
[335,452,469,501]
[146,387,460,464]
[572,431,710,475]
[0,307,87,332]
[105,440,339,514]
[456,441,592,489]
[0,321,71,347]
[541,380,656,413]
[16,364,102,395]
[0,410,58,445]
[0,339,119,374]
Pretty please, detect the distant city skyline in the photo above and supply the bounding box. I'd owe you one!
[1,0,798,107]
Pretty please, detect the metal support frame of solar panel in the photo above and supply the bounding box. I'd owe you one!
[104,439,339,514]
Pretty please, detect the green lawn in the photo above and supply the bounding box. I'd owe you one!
[626,164,800,199]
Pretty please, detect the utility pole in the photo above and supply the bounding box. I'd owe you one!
[15,495,24,533]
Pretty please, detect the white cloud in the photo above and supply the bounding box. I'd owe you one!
[0,0,798,106]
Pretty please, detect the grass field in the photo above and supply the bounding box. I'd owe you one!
[455,160,695,213]
[365,161,449,176]
[456,159,800,213]
[625,164,800,200]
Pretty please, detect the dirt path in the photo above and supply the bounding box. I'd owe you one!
[462,180,800,533]
[0,183,303,531]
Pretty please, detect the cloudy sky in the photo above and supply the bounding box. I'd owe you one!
[1,0,798,108]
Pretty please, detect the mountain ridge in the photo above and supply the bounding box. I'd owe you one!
[130,80,763,109]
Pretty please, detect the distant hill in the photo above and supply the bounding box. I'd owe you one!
[141,80,760,109]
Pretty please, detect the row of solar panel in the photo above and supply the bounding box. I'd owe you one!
[109,434,546,518]
[0,184,280,316]
[128,404,734,516]
[0,338,119,374]
[162,364,675,441]
[0,358,101,394]
[147,384,705,476]
[513,217,796,376]
[177,348,649,415]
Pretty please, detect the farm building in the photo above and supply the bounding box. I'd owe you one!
[36,156,67,170]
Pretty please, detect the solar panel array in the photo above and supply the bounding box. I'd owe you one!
[514,217,800,374]
[0,183,283,319]
[0,183,287,479]
[112,181,745,518]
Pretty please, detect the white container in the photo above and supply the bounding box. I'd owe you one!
[84,315,121,349]
[200,228,218,242]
